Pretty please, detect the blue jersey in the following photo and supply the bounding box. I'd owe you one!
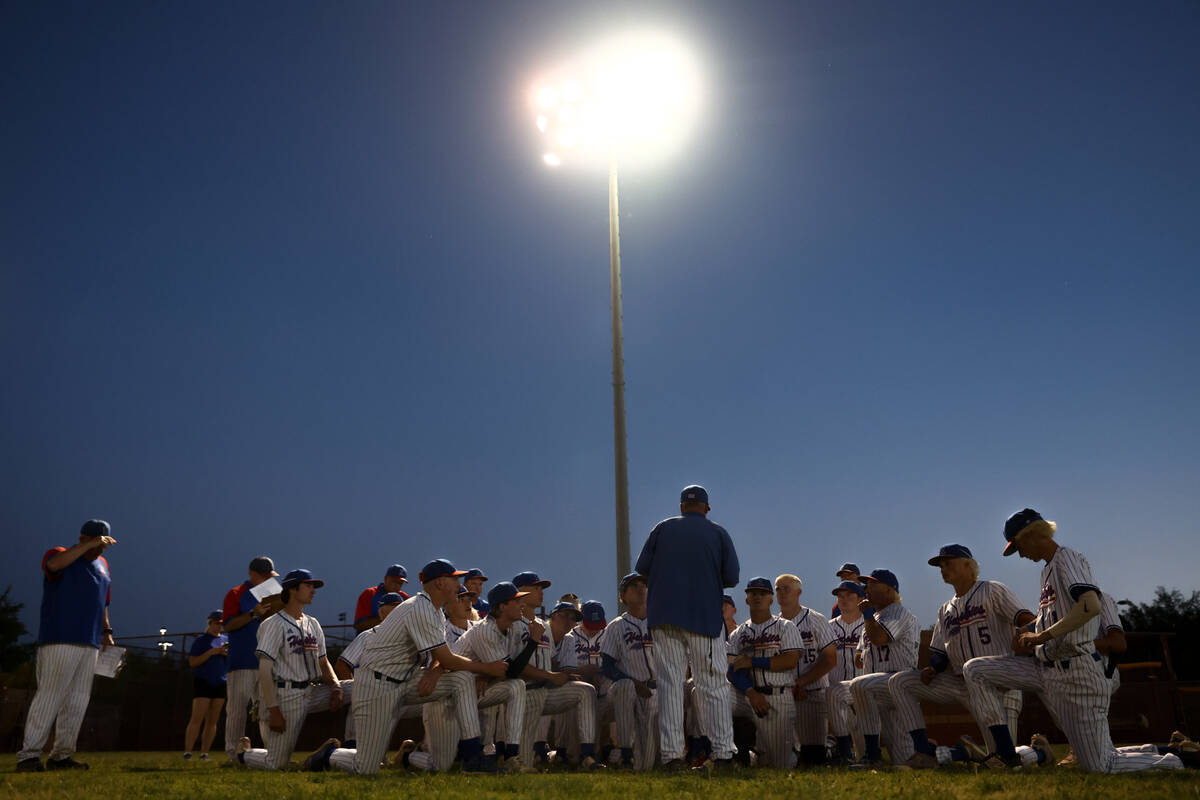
[635,512,739,638]
[190,632,229,685]
[39,548,111,648]
[222,581,262,671]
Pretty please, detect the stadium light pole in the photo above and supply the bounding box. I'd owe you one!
[529,32,702,607]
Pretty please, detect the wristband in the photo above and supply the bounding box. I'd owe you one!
[751,656,771,670]
[862,608,875,620]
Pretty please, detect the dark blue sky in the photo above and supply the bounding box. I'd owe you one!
[4,2,1198,640]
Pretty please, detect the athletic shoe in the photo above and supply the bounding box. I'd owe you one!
[234,736,253,762]
[958,735,989,762]
[899,752,937,770]
[1030,734,1055,768]
[199,753,209,760]
[45,757,89,770]
[579,755,606,771]
[660,758,689,772]
[16,758,44,772]
[390,739,416,768]
[980,752,1022,772]
[1170,731,1192,748]
[302,737,340,772]
[692,757,737,775]
[183,752,192,760]
[1057,750,1077,767]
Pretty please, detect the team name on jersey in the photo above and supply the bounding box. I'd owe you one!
[286,631,319,654]
[623,628,653,650]
[576,637,602,663]
[1038,585,1057,610]
[734,630,782,652]
[945,604,987,633]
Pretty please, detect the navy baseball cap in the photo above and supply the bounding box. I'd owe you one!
[281,569,324,589]
[80,519,110,538]
[463,568,488,582]
[831,580,865,597]
[379,592,404,606]
[487,581,529,608]
[207,609,223,621]
[385,564,408,580]
[456,585,477,598]
[928,544,973,566]
[581,600,607,629]
[1003,508,1044,557]
[419,559,468,582]
[513,571,552,589]
[860,569,899,592]
[620,572,646,591]
[745,576,773,593]
[680,485,709,504]
[722,594,735,606]
[248,556,277,576]
[835,562,860,577]
[551,601,583,621]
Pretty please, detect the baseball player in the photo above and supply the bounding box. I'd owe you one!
[17,520,117,772]
[961,508,1181,772]
[463,568,489,616]
[846,568,920,767]
[354,564,409,632]
[573,600,613,750]
[887,544,1035,769]
[1056,593,1127,766]
[545,600,584,762]
[233,569,344,770]
[827,580,865,763]
[601,573,658,770]
[634,484,739,772]
[184,610,229,760]
[831,563,859,618]
[221,555,281,762]
[332,592,403,745]
[445,584,477,647]
[775,574,838,766]
[512,571,601,770]
[322,559,509,775]
[722,595,738,639]
[727,577,803,768]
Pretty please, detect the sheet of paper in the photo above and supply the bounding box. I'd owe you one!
[250,577,282,602]
[94,646,126,678]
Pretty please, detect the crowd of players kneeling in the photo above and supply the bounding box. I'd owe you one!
[186,520,1197,775]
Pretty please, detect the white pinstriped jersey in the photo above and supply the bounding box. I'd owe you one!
[451,615,524,661]
[572,625,611,695]
[930,580,1030,672]
[1036,546,1101,660]
[857,602,919,673]
[255,609,326,683]
[520,617,553,674]
[829,614,865,683]
[445,619,471,648]
[338,627,374,670]
[552,630,578,670]
[357,592,446,682]
[600,613,655,682]
[727,615,803,688]
[785,607,836,689]
[1098,593,1122,633]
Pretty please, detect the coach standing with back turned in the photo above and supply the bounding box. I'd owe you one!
[635,485,739,771]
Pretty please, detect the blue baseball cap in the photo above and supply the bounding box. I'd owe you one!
[551,601,583,621]
[581,600,607,628]
[1003,508,1045,557]
[831,580,865,597]
[835,562,860,577]
[385,564,408,580]
[81,519,110,538]
[419,559,468,582]
[456,584,477,598]
[680,485,709,504]
[619,572,646,591]
[463,568,488,581]
[379,592,404,606]
[281,569,325,589]
[928,544,973,566]
[487,581,529,608]
[722,594,735,606]
[745,576,773,593]
[207,609,223,621]
[860,569,899,592]
[513,571,552,589]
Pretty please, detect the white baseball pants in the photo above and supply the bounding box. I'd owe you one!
[731,686,796,768]
[793,687,828,748]
[241,684,340,770]
[608,678,659,770]
[652,624,732,762]
[223,668,259,759]
[848,671,911,763]
[19,644,99,762]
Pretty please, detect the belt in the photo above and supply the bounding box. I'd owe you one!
[274,680,316,689]
[1041,651,1102,670]
[372,671,406,685]
[752,686,790,695]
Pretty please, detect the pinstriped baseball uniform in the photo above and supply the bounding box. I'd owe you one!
[826,614,864,739]
[519,618,595,766]
[728,615,802,767]
[445,619,471,648]
[786,607,836,748]
[572,624,613,744]
[847,601,919,762]
[889,580,1029,753]
[601,612,659,769]
[1097,593,1123,695]
[963,545,1180,773]
[451,615,529,757]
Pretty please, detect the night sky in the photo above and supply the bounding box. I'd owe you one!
[3,1,1198,642]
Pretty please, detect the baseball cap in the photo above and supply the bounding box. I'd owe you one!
[248,556,277,576]
[722,594,735,607]
[455,585,477,598]
[385,564,408,580]
[551,601,583,621]
[680,484,708,504]
[859,569,899,592]
[835,562,859,577]
[513,571,552,589]
[928,544,973,566]
[420,559,469,582]
[463,568,488,582]
[581,600,607,630]
[1003,508,1048,557]
[80,519,110,538]
[487,581,529,608]
[379,592,404,606]
[745,576,773,593]
[281,569,324,589]
[207,609,223,621]
[619,572,646,591]
[831,580,865,597]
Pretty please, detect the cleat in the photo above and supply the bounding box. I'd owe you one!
[302,737,340,772]
[1170,731,1192,748]
[900,751,937,770]
[183,752,192,760]
[958,735,989,762]
[45,757,89,770]
[390,739,416,768]
[199,753,209,760]
[1057,749,1077,767]
[579,755,606,771]
[1030,734,1055,768]
[660,758,689,772]
[234,737,253,762]
[980,752,1022,772]
[17,758,45,772]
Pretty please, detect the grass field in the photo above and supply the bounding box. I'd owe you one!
[5,751,1200,800]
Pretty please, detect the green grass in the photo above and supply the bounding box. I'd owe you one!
[4,752,1199,800]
